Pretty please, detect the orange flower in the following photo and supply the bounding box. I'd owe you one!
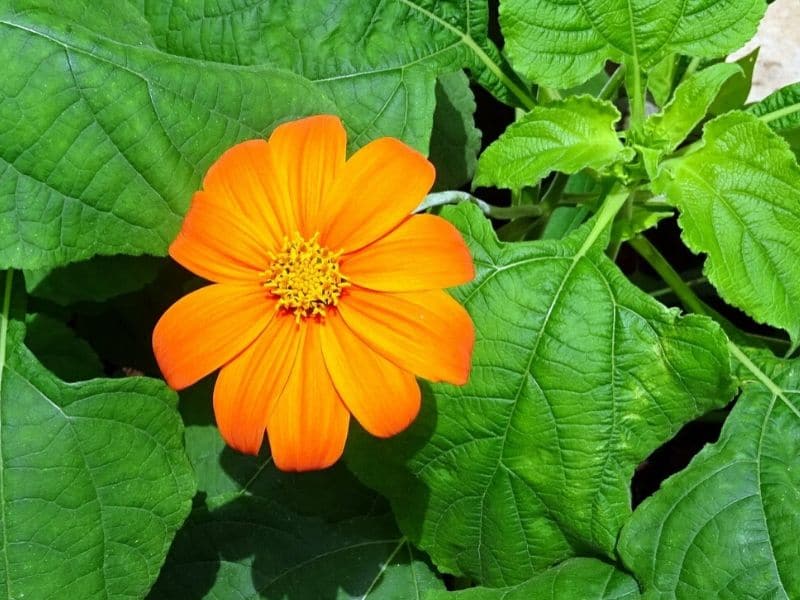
[152,115,475,471]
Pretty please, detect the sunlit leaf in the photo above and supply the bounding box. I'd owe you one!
[475,96,627,189]
[641,63,742,152]
[0,2,330,269]
[428,558,640,599]
[660,112,800,343]
[619,350,800,598]
[138,0,527,150]
[501,0,765,87]
[347,204,734,586]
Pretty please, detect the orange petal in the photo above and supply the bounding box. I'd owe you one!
[337,288,474,385]
[341,214,474,292]
[268,115,347,237]
[203,139,296,247]
[320,313,420,437]
[320,138,435,253]
[213,313,302,455]
[266,324,350,471]
[152,283,274,390]
[169,191,270,283]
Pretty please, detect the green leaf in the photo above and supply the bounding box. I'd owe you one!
[611,205,674,243]
[24,313,103,381]
[501,0,765,88]
[138,0,530,151]
[647,55,679,108]
[151,384,444,599]
[346,203,734,586]
[641,63,742,152]
[541,206,590,240]
[619,351,800,598]
[748,82,800,158]
[427,558,640,599]
[430,71,482,191]
[475,96,627,190]
[0,271,195,598]
[24,256,162,305]
[0,2,331,270]
[660,112,800,344]
[709,48,760,115]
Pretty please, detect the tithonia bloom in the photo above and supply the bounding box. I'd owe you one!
[153,115,475,471]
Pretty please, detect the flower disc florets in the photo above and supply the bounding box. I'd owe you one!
[263,232,349,322]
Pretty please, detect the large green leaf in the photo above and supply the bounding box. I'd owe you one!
[501,0,765,88]
[0,271,195,598]
[151,384,444,599]
[619,351,800,598]
[659,112,800,344]
[0,2,331,270]
[748,82,800,158]
[475,96,627,189]
[138,0,528,151]
[427,558,640,599]
[640,63,742,152]
[346,203,734,586]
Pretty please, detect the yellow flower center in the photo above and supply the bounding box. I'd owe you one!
[263,232,349,322]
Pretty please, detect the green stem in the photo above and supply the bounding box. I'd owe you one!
[627,64,646,127]
[538,87,562,103]
[576,184,629,259]
[628,236,706,314]
[651,276,708,298]
[683,56,702,80]
[599,64,626,101]
[606,192,635,261]
[540,173,568,206]
[415,191,545,220]
[485,204,545,220]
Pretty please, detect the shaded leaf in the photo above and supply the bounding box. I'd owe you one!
[427,558,640,599]
[430,71,482,191]
[151,384,444,599]
[0,272,195,598]
[24,256,162,305]
[24,313,103,381]
[475,96,627,189]
[619,351,800,598]
[346,203,734,586]
[660,112,800,343]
